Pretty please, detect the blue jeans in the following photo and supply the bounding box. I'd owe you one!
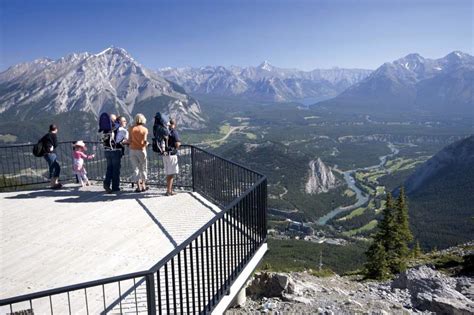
[44,153,60,179]
[104,150,122,191]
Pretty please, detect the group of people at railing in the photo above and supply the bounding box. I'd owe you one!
[38,112,181,195]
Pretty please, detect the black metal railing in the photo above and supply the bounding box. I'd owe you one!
[0,144,267,314]
[0,142,192,191]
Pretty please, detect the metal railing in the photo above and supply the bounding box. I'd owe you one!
[0,142,192,190]
[0,144,267,314]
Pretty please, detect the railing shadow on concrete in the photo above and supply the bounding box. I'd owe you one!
[0,143,267,315]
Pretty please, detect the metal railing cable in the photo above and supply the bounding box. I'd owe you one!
[0,144,267,315]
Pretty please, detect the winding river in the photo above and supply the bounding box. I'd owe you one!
[316,142,399,225]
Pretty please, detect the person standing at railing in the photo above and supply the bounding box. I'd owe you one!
[129,113,149,192]
[72,140,95,187]
[163,118,181,196]
[40,124,62,189]
[103,113,122,193]
[115,116,129,153]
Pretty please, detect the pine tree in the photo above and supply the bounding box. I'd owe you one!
[377,193,400,272]
[365,241,391,280]
[395,187,413,242]
[412,240,422,258]
[365,193,396,279]
[391,187,413,273]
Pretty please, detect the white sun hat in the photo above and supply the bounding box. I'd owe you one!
[73,140,86,147]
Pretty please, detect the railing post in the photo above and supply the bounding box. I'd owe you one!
[146,273,157,315]
[191,146,196,192]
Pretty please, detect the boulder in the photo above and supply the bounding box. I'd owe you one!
[391,265,474,314]
[246,272,295,298]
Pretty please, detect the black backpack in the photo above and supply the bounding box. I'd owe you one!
[98,112,119,149]
[32,139,45,157]
[152,112,170,154]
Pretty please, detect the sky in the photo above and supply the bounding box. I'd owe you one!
[0,0,473,71]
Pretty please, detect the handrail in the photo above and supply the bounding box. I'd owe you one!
[0,143,267,314]
[0,142,262,178]
[148,175,266,273]
[184,144,265,178]
[0,175,266,306]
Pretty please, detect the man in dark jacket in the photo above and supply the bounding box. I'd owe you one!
[163,118,181,196]
[41,124,61,189]
[103,114,122,193]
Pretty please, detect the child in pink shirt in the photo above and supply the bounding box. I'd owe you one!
[72,140,95,187]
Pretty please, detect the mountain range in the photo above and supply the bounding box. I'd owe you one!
[157,62,372,103]
[0,47,205,129]
[1,48,472,141]
[316,51,474,117]
[403,135,474,248]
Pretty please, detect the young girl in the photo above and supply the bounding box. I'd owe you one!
[72,140,95,187]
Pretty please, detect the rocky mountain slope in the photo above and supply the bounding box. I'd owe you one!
[157,62,372,103]
[228,243,474,314]
[0,47,205,129]
[403,135,474,249]
[305,158,338,194]
[228,266,473,314]
[405,135,474,193]
[316,51,474,117]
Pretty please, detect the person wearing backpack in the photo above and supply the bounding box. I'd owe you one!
[40,124,62,189]
[101,113,122,193]
[163,118,181,196]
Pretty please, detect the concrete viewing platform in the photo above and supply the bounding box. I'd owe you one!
[0,184,222,301]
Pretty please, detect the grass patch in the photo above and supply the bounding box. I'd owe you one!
[260,238,369,274]
[343,219,378,236]
[245,132,257,140]
[376,200,387,213]
[376,186,385,196]
[338,206,366,221]
[0,134,17,143]
[310,268,335,277]
[343,189,356,197]
[219,123,231,135]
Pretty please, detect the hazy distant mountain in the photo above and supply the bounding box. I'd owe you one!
[0,47,205,129]
[157,62,372,103]
[403,135,474,248]
[316,51,474,117]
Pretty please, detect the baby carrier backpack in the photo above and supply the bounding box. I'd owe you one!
[152,112,170,155]
[32,138,45,157]
[98,112,117,149]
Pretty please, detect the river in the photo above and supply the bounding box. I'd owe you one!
[315,142,399,225]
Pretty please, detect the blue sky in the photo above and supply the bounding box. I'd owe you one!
[0,0,472,70]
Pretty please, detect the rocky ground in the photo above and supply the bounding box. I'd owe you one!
[226,244,474,314]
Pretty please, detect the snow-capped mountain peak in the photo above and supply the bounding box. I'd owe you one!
[96,46,132,58]
[157,63,372,102]
[394,53,426,71]
[0,47,205,128]
[258,60,274,71]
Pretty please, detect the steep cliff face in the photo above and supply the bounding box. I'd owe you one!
[404,135,474,193]
[305,158,338,194]
[402,135,474,248]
